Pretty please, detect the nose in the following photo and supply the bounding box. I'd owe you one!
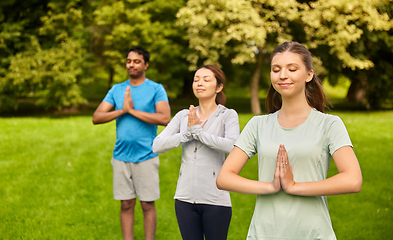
[127,61,135,68]
[279,69,287,80]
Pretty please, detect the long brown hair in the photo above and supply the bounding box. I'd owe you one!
[266,42,327,113]
[197,65,226,105]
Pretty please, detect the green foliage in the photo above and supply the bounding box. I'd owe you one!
[176,0,301,69]
[302,0,393,108]
[177,0,393,109]
[0,111,392,239]
[0,0,93,112]
[1,0,393,112]
[2,37,91,110]
[91,0,189,98]
[302,0,392,70]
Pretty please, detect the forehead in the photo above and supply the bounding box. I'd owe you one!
[194,68,214,77]
[127,51,144,61]
[271,52,304,66]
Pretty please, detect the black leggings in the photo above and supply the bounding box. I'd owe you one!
[175,200,232,240]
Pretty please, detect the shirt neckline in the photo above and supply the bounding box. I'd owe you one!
[274,108,316,131]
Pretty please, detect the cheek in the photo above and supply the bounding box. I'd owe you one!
[270,72,278,83]
[192,82,199,93]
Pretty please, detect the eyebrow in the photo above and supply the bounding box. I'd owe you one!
[127,58,143,61]
[271,63,300,67]
[195,75,212,78]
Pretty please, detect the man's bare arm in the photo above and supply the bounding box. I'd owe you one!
[128,100,171,126]
[92,101,124,124]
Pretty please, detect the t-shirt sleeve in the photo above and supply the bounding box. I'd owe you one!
[327,116,353,155]
[154,84,169,104]
[234,116,259,159]
[103,86,116,106]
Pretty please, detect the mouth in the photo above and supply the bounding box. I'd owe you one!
[196,88,205,92]
[279,83,292,87]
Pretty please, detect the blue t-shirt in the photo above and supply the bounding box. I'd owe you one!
[103,79,169,163]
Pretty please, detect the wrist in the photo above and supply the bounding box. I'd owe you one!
[270,182,281,194]
[128,108,135,115]
[284,181,298,195]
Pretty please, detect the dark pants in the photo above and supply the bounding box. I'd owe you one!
[175,199,232,240]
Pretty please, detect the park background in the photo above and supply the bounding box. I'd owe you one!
[1,0,393,239]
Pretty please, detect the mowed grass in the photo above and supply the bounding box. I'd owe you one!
[0,111,392,239]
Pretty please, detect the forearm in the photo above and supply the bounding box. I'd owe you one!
[191,127,236,154]
[287,146,363,196]
[92,109,124,124]
[153,111,192,153]
[216,146,278,195]
[128,109,170,126]
[287,172,362,196]
[216,171,276,195]
[153,133,190,153]
[197,134,236,154]
[191,114,239,153]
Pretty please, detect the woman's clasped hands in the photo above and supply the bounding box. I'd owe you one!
[272,144,296,194]
[188,105,200,127]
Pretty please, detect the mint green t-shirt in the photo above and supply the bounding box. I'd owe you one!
[235,108,352,240]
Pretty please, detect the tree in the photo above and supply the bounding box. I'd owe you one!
[0,0,50,111]
[91,0,189,99]
[0,0,94,112]
[1,0,191,113]
[177,0,393,112]
[177,0,317,114]
[301,0,393,108]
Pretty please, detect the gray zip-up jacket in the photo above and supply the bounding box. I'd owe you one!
[153,104,239,207]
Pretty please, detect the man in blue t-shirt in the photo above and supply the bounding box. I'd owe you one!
[93,46,170,240]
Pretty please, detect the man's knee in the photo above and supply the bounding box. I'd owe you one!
[121,199,136,211]
[140,201,155,213]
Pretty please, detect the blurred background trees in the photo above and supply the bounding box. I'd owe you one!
[1,0,392,113]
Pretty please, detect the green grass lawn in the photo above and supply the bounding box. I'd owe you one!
[0,111,392,239]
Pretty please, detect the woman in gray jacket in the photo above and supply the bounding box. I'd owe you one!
[153,65,239,240]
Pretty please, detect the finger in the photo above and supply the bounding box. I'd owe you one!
[279,145,285,166]
[278,146,285,176]
[188,108,193,126]
[282,145,289,166]
[194,112,200,122]
[276,146,281,168]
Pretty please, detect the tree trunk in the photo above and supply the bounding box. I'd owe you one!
[181,76,193,98]
[107,67,114,91]
[346,73,368,104]
[250,47,264,115]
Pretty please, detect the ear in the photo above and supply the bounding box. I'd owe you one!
[216,83,224,93]
[306,70,314,83]
[144,62,149,70]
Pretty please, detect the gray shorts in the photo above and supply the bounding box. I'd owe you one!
[111,156,160,202]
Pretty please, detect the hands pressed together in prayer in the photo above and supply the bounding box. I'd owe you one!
[188,105,200,126]
[272,144,296,193]
[122,86,134,114]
